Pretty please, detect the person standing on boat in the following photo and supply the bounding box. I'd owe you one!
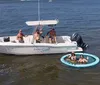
[16,29,25,43]
[47,28,57,43]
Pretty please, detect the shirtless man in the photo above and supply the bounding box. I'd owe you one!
[78,55,88,63]
[47,28,57,43]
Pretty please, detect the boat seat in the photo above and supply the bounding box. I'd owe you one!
[23,36,33,43]
[56,36,65,43]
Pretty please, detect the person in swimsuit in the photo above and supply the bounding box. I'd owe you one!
[78,55,88,64]
[67,52,76,61]
[33,29,41,43]
[47,28,57,43]
[16,29,25,43]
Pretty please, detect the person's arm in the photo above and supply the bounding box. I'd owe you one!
[78,59,81,63]
[84,59,88,63]
[16,34,19,40]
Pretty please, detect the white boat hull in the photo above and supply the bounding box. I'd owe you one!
[0,44,82,55]
[0,35,83,55]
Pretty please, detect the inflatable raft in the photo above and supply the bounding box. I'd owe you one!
[60,53,99,68]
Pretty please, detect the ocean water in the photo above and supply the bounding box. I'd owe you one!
[0,0,100,85]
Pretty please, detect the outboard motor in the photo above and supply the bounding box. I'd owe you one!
[71,33,88,50]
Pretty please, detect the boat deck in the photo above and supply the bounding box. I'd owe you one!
[0,35,73,44]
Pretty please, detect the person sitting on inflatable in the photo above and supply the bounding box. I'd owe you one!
[67,52,76,61]
[78,55,88,64]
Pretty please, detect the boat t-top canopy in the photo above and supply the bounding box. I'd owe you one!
[26,20,59,26]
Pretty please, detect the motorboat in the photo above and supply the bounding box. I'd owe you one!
[0,0,88,55]
[0,20,88,55]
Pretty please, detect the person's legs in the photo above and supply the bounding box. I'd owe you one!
[53,36,57,43]
[49,38,52,43]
